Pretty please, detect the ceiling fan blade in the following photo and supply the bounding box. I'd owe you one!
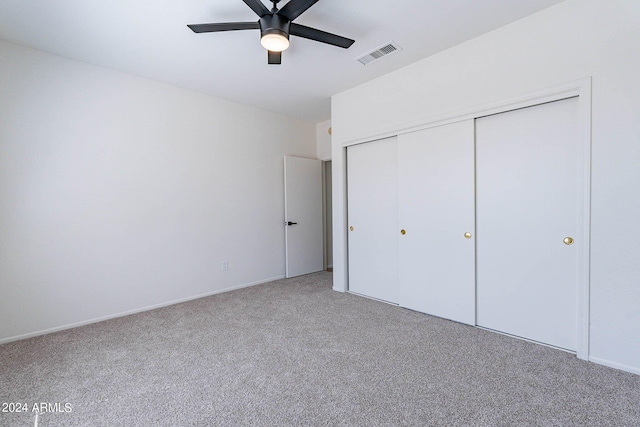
[268,50,282,65]
[242,0,271,17]
[290,23,355,48]
[187,22,259,33]
[278,0,320,21]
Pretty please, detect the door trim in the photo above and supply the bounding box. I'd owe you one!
[341,78,591,148]
[336,77,592,361]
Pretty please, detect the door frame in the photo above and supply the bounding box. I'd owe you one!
[322,160,333,271]
[334,78,592,360]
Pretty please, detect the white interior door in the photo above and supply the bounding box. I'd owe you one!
[398,120,476,325]
[347,137,398,303]
[476,97,581,351]
[284,156,323,278]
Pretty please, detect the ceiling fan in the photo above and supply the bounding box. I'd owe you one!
[188,0,355,64]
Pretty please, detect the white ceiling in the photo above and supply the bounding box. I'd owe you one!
[0,0,564,123]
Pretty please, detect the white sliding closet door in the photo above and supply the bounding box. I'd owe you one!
[398,120,476,324]
[476,97,581,351]
[347,137,398,303]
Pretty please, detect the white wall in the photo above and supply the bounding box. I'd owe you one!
[0,41,316,343]
[316,120,332,161]
[331,0,640,374]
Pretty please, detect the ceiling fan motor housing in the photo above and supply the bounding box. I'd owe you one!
[259,13,291,41]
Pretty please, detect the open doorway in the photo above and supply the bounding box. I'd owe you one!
[322,160,333,271]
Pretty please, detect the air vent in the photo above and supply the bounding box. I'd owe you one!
[355,41,402,65]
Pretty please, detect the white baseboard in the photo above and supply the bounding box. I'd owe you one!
[589,356,640,376]
[0,275,285,345]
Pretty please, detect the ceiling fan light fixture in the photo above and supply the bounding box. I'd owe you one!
[261,30,290,52]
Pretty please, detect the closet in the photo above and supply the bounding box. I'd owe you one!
[346,97,582,351]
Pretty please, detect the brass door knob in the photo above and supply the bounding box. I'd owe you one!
[464,232,472,239]
[400,229,406,235]
[349,226,354,231]
[563,237,574,245]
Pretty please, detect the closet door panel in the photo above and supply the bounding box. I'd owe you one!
[398,120,476,325]
[347,137,398,304]
[476,97,581,351]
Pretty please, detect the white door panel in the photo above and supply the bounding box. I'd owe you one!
[398,120,476,325]
[347,137,398,303]
[476,97,581,351]
[284,156,323,278]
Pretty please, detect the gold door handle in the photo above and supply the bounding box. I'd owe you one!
[563,237,574,245]
[349,226,354,231]
[464,232,472,239]
[400,229,406,235]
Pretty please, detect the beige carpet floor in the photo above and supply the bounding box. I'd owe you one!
[1,271,639,426]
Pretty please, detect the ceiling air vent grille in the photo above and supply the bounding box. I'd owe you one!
[356,41,402,65]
